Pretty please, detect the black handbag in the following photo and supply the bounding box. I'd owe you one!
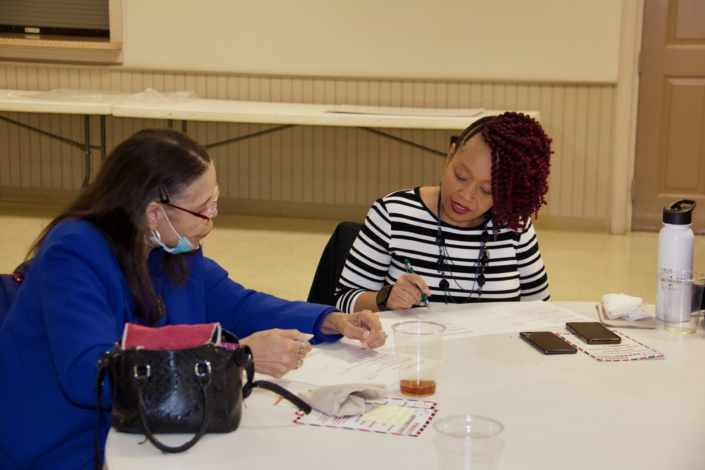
[94,327,310,468]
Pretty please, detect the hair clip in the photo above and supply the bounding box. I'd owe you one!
[158,184,170,204]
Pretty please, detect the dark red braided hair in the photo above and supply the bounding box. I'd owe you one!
[457,112,552,232]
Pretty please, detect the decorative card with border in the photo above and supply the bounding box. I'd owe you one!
[558,331,665,362]
[293,397,437,437]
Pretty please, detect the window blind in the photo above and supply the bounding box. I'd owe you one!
[0,0,109,37]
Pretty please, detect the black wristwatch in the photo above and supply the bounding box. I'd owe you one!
[376,285,392,311]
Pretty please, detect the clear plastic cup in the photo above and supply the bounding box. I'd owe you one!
[658,270,705,334]
[434,415,504,470]
[392,321,445,397]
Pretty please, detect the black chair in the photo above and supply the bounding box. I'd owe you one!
[307,221,364,307]
[0,260,31,328]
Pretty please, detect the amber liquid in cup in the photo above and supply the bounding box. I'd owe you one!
[393,321,445,398]
[400,378,437,397]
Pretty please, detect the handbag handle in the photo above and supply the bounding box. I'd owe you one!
[237,345,312,414]
[133,361,213,454]
[95,351,110,470]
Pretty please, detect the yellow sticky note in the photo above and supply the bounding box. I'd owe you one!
[360,405,414,425]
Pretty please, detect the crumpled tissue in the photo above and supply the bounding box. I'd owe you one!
[298,384,387,417]
[602,293,651,321]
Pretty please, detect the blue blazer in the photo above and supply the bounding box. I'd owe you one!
[0,221,340,470]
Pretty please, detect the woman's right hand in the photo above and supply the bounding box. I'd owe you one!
[386,274,431,310]
[238,329,313,378]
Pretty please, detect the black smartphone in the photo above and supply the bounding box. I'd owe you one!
[565,322,621,345]
[520,332,577,355]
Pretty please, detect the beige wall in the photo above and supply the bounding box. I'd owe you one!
[122,0,622,82]
[0,1,639,232]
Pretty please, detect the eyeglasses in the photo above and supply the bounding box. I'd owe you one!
[166,184,219,223]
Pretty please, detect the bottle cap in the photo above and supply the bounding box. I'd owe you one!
[663,199,696,225]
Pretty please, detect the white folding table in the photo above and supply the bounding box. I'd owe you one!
[1,88,540,186]
[0,90,126,187]
[105,302,705,470]
[112,99,539,156]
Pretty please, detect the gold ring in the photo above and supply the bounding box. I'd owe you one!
[296,359,302,369]
[300,344,306,354]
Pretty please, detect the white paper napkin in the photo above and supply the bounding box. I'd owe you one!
[602,293,651,321]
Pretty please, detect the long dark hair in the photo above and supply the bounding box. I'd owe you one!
[27,128,211,325]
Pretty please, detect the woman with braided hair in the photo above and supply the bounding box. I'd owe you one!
[335,112,552,312]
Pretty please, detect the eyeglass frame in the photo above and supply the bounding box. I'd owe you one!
[159,183,219,223]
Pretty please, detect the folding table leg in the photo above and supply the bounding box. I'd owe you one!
[100,115,106,163]
[82,115,91,188]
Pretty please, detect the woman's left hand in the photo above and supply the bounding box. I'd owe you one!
[321,310,386,349]
[238,329,313,378]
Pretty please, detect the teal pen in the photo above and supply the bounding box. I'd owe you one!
[404,259,432,310]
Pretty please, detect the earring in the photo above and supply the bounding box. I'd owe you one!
[144,229,161,247]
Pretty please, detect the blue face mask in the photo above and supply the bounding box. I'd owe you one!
[149,205,200,254]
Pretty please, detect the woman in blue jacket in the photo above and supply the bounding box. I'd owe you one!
[0,129,385,470]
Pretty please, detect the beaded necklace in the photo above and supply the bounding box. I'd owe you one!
[435,190,490,304]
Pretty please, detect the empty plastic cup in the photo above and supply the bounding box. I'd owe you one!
[434,415,504,470]
[658,270,705,334]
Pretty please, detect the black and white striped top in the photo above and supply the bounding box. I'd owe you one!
[334,188,550,313]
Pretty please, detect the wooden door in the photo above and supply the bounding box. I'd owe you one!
[633,0,705,232]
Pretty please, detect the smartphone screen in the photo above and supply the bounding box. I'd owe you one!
[520,332,577,355]
[565,322,621,344]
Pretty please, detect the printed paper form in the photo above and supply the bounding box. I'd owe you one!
[282,339,403,387]
[378,301,594,349]
[283,302,591,387]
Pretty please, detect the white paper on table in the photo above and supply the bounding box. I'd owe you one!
[282,339,402,387]
[293,397,438,437]
[326,104,483,117]
[558,331,665,362]
[379,301,594,349]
